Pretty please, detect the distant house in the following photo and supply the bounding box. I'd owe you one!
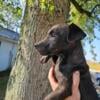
[0,26,19,71]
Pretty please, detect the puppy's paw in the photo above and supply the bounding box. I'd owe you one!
[40,56,50,64]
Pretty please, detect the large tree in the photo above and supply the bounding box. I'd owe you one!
[5,0,100,100]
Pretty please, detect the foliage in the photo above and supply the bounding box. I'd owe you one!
[0,0,22,31]
[0,0,99,34]
[70,0,100,39]
[27,0,34,7]
[39,0,100,39]
[40,0,55,14]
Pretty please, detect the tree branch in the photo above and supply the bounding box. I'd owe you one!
[91,4,100,14]
[70,0,91,17]
[70,0,100,17]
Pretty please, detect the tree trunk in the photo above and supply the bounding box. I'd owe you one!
[5,0,70,100]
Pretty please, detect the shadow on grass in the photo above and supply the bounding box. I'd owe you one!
[0,69,11,100]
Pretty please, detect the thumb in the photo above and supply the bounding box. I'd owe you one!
[72,71,80,94]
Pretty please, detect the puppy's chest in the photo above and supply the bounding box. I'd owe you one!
[54,55,87,77]
[55,55,73,76]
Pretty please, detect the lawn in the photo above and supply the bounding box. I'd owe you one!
[87,61,100,72]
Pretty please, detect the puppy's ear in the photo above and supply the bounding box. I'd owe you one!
[67,23,86,42]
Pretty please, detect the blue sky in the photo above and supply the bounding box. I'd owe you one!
[83,27,100,62]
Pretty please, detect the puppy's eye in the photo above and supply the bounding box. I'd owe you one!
[50,31,56,37]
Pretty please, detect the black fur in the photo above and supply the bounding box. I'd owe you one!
[35,23,99,100]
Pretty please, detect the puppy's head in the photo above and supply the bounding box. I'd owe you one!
[35,23,86,56]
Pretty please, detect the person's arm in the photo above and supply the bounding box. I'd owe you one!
[48,65,80,100]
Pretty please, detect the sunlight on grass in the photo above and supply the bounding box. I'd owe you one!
[87,61,100,72]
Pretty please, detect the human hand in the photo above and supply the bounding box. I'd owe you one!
[48,65,80,100]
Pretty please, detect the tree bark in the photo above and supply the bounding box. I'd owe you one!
[5,0,70,100]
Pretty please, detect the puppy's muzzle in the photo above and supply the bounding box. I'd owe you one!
[34,43,50,55]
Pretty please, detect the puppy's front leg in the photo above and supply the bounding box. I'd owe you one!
[40,55,51,64]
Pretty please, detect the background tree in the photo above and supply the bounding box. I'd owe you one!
[3,0,100,100]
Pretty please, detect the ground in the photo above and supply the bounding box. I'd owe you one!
[0,70,10,100]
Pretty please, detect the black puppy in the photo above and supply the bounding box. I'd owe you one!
[35,23,99,100]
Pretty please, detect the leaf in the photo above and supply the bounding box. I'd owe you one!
[0,14,5,22]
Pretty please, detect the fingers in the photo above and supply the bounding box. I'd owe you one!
[73,71,80,88]
[65,71,80,100]
[48,65,80,99]
[72,71,80,98]
[48,65,58,91]
[48,65,55,83]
